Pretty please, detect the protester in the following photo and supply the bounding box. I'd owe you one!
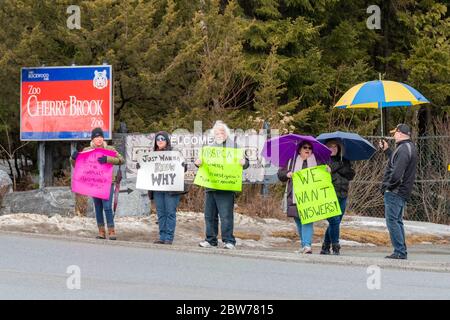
[137,131,187,245]
[71,127,124,240]
[195,121,249,250]
[278,141,327,254]
[379,124,417,260]
[320,140,355,255]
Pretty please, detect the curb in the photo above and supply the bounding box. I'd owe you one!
[1,230,449,273]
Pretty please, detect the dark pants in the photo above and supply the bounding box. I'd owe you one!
[204,191,235,246]
[93,184,115,229]
[384,191,407,256]
[323,197,347,245]
[153,192,181,242]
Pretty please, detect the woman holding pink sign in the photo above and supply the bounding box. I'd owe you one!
[71,127,125,240]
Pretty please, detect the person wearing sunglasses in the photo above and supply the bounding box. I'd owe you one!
[137,131,188,245]
[320,140,355,255]
[278,141,327,254]
[136,131,187,245]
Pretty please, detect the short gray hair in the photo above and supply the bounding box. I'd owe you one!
[212,120,231,138]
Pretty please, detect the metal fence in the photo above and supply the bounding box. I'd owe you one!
[347,136,450,224]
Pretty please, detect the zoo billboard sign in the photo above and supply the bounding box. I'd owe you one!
[20,65,113,141]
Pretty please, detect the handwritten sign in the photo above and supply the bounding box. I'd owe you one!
[71,148,116,199]
[194,146,244,192]
[292,165,341,224]
[136,151,185,191]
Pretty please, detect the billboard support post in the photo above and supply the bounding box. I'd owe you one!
[38,142,45,189]
[70,141,77,178]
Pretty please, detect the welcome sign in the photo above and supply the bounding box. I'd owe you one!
[20,65,113,141]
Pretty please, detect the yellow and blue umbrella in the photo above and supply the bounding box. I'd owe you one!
[334,80,430,134]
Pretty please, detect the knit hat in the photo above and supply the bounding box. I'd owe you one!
[91,127,104,140]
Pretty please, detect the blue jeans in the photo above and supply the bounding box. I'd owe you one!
[153,192,181,242]
[204,191,235,245]
[294,217,314,248]
[93,184,115,228]
[384,191,407,256]
[323,197,347,245]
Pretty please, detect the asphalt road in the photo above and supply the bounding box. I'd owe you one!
[0,233,449,300]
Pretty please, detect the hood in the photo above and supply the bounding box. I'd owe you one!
[153,131,172,151]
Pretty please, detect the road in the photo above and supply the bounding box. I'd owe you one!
[0,233,449,300]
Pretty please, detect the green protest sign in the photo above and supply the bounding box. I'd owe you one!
[194,146,244,191]
[292,165,342,224]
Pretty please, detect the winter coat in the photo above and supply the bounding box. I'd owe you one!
[381,139,417,201]
[329,156,355,198]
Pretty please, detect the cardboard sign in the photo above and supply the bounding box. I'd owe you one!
[71,148,116,199]
[136,151,185,191]
[194,146,244,192]
[292,165,342,224]
[20,65,113,141]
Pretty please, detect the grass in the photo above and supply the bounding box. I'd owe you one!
[270,227,449,246]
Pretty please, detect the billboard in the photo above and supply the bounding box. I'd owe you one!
[20,65,113,141]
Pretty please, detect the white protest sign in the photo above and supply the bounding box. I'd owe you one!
[136,151,185,191]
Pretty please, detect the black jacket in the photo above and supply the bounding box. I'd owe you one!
[329,156,355,198]
[381,139,417,201]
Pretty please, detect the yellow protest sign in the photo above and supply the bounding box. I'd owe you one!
[292,165,342,224]
[194,146,244,192]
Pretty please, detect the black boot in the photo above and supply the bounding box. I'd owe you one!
[320,242,331,255]
[332,243,341,255]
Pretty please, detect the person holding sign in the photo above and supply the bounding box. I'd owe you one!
[136,131,187,245]
[195,121,249,250]
[320,140,355,255]
[71,127,124,240]
[278,141,328,254]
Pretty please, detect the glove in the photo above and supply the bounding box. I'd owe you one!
[71,151,78,161]
[136,163,141,170]
[98,156,108,164]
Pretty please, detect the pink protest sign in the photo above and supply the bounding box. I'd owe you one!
[71,148,117,200]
